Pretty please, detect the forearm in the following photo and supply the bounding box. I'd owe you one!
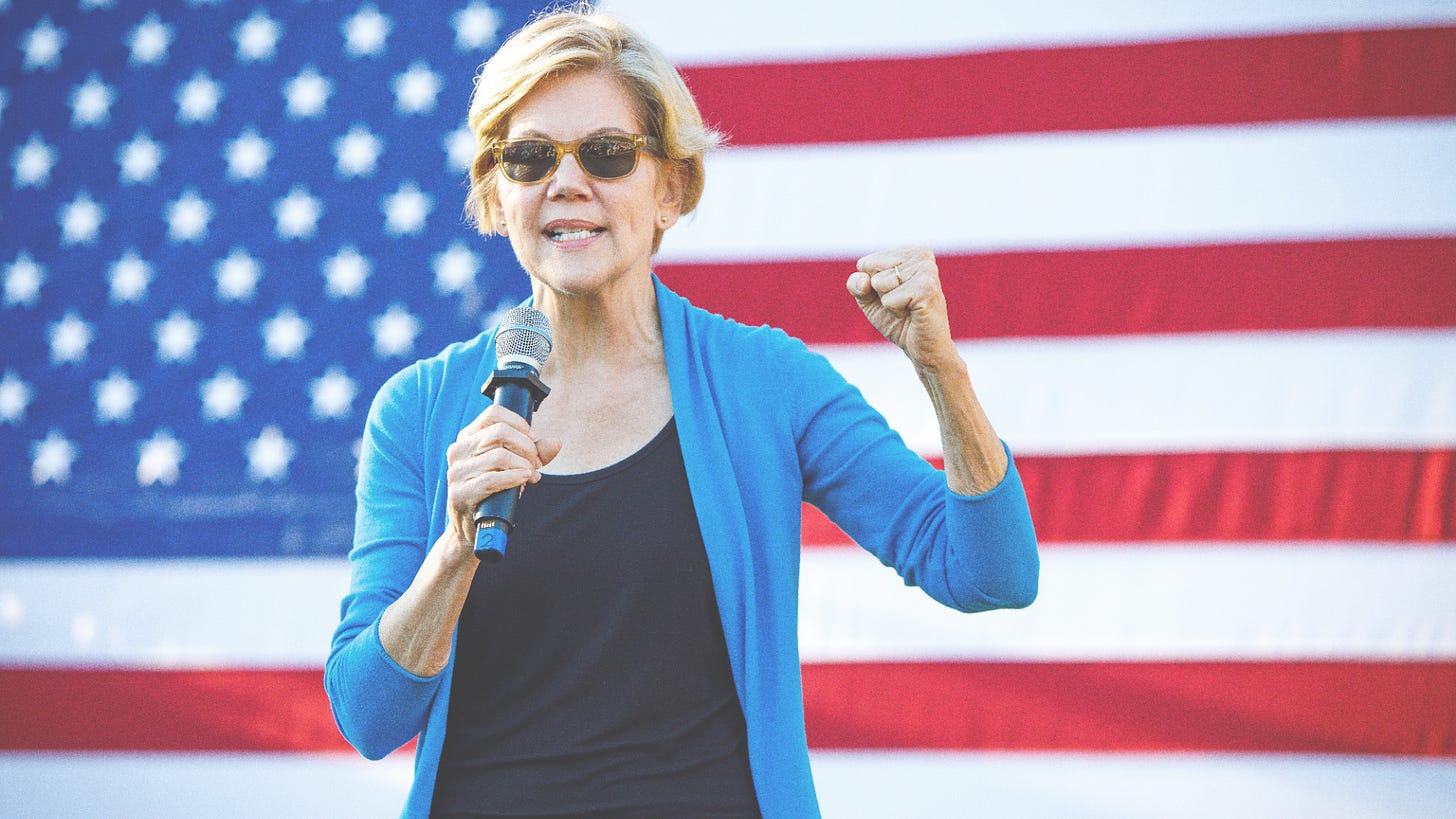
[915,354,1008,496]
[378,530,479,677]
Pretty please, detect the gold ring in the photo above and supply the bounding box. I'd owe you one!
[892,265,903,286]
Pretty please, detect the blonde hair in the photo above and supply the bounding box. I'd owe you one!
[465,4,721,251]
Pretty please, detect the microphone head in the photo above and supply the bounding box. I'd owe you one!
[495,306,552,370]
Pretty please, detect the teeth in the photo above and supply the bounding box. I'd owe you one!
[550,228,597,241]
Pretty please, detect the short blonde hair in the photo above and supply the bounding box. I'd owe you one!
[465,5,721,250]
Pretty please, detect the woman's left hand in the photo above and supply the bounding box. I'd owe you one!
[847,247,958,370]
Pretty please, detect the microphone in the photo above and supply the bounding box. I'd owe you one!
[473,306,552,562]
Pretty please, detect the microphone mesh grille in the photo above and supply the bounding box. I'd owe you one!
[495,306,553,368]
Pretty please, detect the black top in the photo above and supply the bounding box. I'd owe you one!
[431,419,761,818]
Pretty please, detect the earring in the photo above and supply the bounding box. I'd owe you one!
[659,215,668,224]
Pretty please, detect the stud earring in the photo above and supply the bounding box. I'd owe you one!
[659,215,668,224]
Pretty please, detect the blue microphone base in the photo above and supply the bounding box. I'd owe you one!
[474,524,508,562]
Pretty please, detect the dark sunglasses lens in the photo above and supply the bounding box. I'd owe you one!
[500,141,557,182]
[578,137,639,179]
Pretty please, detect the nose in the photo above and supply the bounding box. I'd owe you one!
[547,152,591,200]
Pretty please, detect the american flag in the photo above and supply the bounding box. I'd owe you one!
[3,1,1455,816]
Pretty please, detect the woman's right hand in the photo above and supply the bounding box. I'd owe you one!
[444,404,562,556]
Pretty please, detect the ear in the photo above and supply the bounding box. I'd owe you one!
[488,188,507,236]
[655,160,686,229]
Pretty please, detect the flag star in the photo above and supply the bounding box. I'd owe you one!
[382,181,432,237]
[274,186,323,240]
[12,133,58,189]
[214,247,262,301]
[234,8,282,62]
[323,245,370,299]
[32,430,78,485]
[283,66,332,120]
[108,250,153,303]
[199,367,250,422]
[342,4,391,58]
[59,191,105,245]
[165,189,213,243]
[117,131,164,184]
[262,306,311,361]
[137,429,185,487]
[128,13,172,66]
[310,365,358,420]
[154,308,202,363]
[371,304,421,359]
[176,69,223,124]
[0,370,33,424]
[48,311,93,365]
[393,61,442,115]
[225,128,272,182]
[246,425,295,482]
[334,124,383,178]
[69,74,115,127]
[444,126,475,173]
[433,241,480,294]
[81,0,116,9]
[22,17,66,72]
[94,368,140,424]
[453,2,502,51]
[5,251,46,307]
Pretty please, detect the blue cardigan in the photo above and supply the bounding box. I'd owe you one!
[325,277,1039,818]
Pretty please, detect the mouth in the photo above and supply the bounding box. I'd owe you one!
[543,221,605,243]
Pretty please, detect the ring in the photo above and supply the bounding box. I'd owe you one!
[892,264,903,286]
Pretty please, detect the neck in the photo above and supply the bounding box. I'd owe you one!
[532,271,663,379]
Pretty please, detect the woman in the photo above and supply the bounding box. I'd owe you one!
[326,7,1038,818]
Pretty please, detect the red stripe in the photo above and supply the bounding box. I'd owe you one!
[680,27,1456,146]
[803,660,1456,755]
[802,449,1456,545]
[657,237,1456,343]
[5,663,1453,755]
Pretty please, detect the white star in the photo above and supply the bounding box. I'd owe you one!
[234,8,282,62]
[382,181,432,237]
[22,17,66,72]
[32,430,78,485]
[323,245,370,299]
[69,73,114,127]
[48,311,93,365]
[117,131,164,184]
[129,13,172,67]
[59,191,105,245]
[137,429,185,487]
[199,367,249,422]
[225,128,272,182]
[12,133,58,189]
[262,306,310,361]
[444,125,475,174]
[274,186,323,240]
[94,368,140,424]
[309,365,358,420]
[283,66,331,120]
[393,61,442,115]
[342,5,391,58]
[334,124,383,178]
[0,370,33,424]
[246,425,295,482]
[453,2,502,51]
[4,251,45,307]
[165,189,213,243]
[214,247,261,301]
[108,250,153,303]
[154,308,202,363]
[176,69,223,124]
[371,304,421,359]
[433,241,480,295]
[81,0,115,9]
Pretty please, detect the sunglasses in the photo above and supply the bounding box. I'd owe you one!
[490,134,663,184]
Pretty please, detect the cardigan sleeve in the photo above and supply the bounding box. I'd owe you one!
[790,336,1039,612]
[324,363,447,759]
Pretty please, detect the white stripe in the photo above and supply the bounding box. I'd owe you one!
[5,546,1455,665]
[656,119,1456,262]
[602,0,1456,63]
[3,752,1453,819]
[799,544,1456,661]
[817,329,1456,456]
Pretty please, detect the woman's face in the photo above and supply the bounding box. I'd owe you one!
[493,71,679,296]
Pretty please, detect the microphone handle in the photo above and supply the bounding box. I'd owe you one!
[473,366,550,561]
